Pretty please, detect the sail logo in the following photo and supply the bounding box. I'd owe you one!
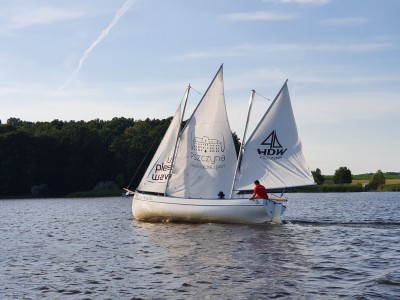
[149,156,172,182]
[191,135,225,153]
[190,135,226,166]
[257,130,287,158]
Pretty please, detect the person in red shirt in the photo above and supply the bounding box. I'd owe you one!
[249,180,269,200]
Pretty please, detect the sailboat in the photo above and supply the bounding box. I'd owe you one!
[130,65,314,224]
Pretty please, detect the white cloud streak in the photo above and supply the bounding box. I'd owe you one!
[171,41,394,61]
[222,11,299,21]
[10,7,84,29]
[322,17,369,26]
[59,0,135,90]
[274,0,332,5]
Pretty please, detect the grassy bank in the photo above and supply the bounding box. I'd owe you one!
[294,183,400,193]
[66,181,122,198]
[294,184,364,193]
[2,176,400,199]
[377,184,400,192]
[297,174,400,193]
[66,190,122,198]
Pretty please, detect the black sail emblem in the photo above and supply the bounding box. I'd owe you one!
[258,130,287,157]
[261,130,282,149]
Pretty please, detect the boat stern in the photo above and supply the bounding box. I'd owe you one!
[263,199,286,224]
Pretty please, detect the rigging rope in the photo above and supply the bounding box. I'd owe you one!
[125,123,168,190]
[126,86,201,189]
[255,91,271,101]
[190,86,202,95]
[125,84,201,190]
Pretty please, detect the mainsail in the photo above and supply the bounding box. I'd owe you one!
[166,65,237,198]
[234,81,314,191]
[137,104,182,194]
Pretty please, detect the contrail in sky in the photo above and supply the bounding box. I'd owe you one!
[59,0,135,90]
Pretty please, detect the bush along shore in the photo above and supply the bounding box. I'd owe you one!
[303,169,400,193]
[293,183,400,193]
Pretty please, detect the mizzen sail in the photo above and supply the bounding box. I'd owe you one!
[234,81,314,191]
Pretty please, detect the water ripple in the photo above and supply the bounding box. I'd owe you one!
[0,193,399,299]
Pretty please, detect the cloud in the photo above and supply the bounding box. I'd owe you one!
[322,17,369,26]
[263,0,332,5]
[277,42,391,53]
[168,48,245,61]
[10,7,84,29]
[221,11,299,21]
[294,90,400,126]
[171,41,393,61]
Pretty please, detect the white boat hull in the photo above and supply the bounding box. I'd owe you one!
[132,192,286,224]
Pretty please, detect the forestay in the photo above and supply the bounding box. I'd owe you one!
[234,81,314,191]
[166,65,237,198]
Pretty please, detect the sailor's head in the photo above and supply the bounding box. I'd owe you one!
[254,180,260,185]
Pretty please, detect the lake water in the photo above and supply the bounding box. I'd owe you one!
[1,193,399,299]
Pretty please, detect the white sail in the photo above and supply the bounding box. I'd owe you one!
[137,104,182,194]
[166,65,237,198]
[234,81,315,191]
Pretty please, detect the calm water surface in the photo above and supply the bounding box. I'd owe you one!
[1,193,399,299]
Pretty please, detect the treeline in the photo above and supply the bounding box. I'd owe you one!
[0,117,174,197]
[308,167,400,192]
[1,117,398,197]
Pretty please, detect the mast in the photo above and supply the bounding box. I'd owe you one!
[229,90,256,198]
[164,84,191,196]
[245,79,288,144]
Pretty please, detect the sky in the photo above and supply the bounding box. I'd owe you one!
[0,0,399,175]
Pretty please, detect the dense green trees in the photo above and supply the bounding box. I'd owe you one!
[311,168,325,185]
[3,116,394,197]
[0,117,241,197]
[0,117,170,197]
[333,166,353,184]
[369,169,386,190]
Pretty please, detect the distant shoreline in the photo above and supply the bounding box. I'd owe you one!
[1,177,400,200]
[1,186,400,200]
